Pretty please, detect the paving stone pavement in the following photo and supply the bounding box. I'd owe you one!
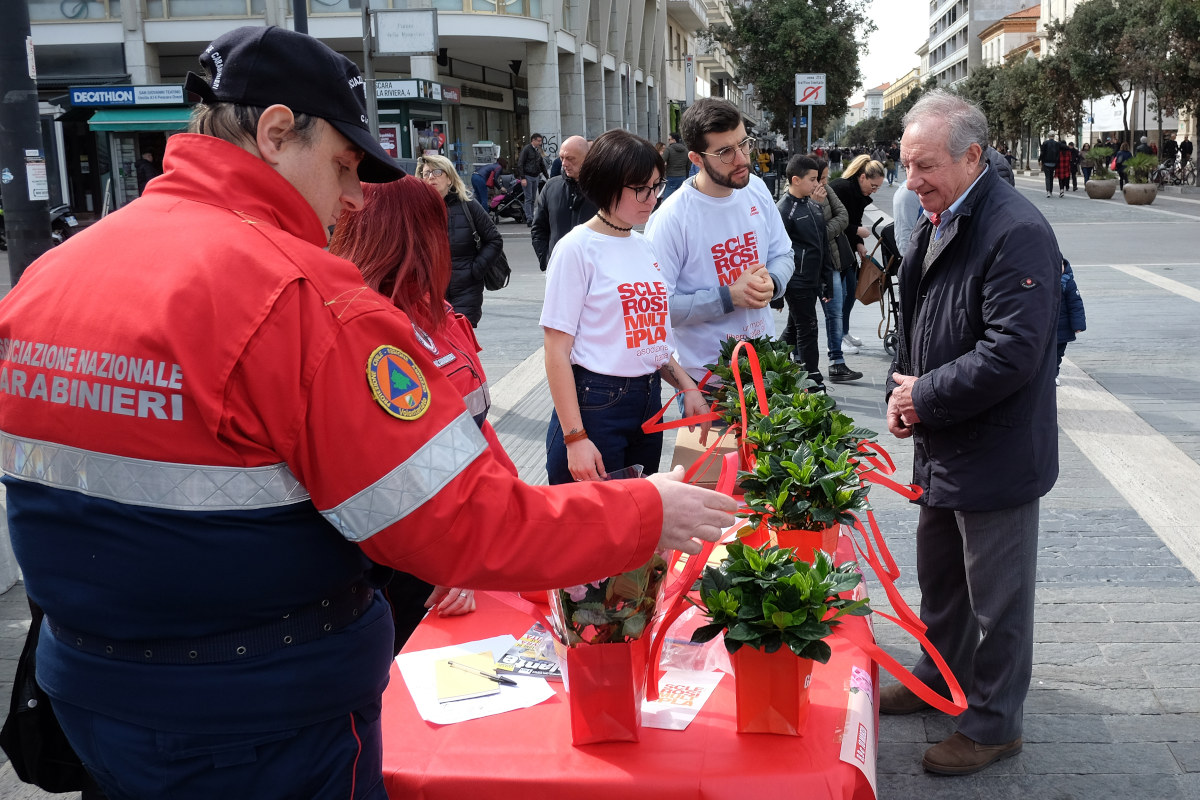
[3,180,1199,798]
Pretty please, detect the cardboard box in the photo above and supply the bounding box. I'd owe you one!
[670,425,739,490]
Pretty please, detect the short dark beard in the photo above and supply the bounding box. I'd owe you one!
[703,158,750,190]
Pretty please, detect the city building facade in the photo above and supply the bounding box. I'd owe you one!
[979,4,1040,67]
[26,0,763,216]
[926,0,1033,86]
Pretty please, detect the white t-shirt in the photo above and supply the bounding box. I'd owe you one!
[643,174,793,380]
[540,225,674,377]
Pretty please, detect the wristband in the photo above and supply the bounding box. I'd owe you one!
[563,428,588,444]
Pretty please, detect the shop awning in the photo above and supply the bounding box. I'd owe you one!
[87,108,192,132]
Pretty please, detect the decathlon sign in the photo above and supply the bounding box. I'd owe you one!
[70,85,186,107]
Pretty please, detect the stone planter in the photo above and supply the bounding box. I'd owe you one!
[1084,179,1117,200]
[1122,183,1157,205]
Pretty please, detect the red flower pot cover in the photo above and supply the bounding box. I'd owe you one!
[563,636,649,745]
[732,646,815,736]
[774,525,839,563]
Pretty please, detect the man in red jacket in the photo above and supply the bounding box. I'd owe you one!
[0,27,735,799]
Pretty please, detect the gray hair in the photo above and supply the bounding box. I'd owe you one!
[902,90,988,160]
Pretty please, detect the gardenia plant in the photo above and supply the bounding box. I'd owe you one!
[691,543,871,663]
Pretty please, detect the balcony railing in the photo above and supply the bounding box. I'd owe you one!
[132,0,540,20]
[30,0,121,21]
[307,0,541,15]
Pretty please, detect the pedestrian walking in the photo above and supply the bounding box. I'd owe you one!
[516,134,548,226]
[883,89,1061,777]
[1056,138,1072,197]
[661,131,691,201]
[1039,134,1061,197]
[418,153,502,327]
[0,26,736,798]
[829,154,884,355]
[812,158,863,384]
[541,129,710,484]
[1080,143,1095,184]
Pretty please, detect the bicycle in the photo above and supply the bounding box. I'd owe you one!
[1150,157,1197,187]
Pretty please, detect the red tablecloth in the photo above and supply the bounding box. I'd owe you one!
[382,546,880,800]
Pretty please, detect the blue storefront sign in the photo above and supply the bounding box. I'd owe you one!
[69,85,185,107]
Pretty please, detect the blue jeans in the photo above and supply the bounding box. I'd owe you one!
[546,366,663,485]
[886,166,897,185]
[53,696,388,799]
[471,173,489,205]
[662,175,686,202]
[822,271,846,364]
[522,178,538,223]
[841,264,858,336]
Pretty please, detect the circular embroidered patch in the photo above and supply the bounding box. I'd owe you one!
[367,346,431,420]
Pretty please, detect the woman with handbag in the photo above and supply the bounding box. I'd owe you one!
[418,153,504,327]
[329,176,519,652]
[541,129,710,485]
[812,157,864,382]
[829,154,885,355]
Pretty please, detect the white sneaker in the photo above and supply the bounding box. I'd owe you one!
[845,332,864,347]
[841,339,860,355]
[1055,376,1061,386]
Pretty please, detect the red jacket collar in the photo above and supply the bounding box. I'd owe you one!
[149,134,329,248]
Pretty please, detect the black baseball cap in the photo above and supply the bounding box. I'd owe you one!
[185,26,403,183]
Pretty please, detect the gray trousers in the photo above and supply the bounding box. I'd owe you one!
[523,178,538,223]
[911,499,1040,744]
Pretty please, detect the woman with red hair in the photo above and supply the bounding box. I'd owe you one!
[329,176,517,651]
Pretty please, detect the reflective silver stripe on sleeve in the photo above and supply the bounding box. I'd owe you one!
[0,431,310,511]
[321,410,488,543]
[463,383,490,420]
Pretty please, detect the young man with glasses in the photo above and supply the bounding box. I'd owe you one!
[643,98,794,382]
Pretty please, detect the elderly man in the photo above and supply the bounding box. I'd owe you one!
[643,98,793,381]
[0,27,734,798]
[531,135,596,272]
[883,90,1060,776]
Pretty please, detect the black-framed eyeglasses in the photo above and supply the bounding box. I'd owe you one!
[422,168,447,179]
[626,180,668,202]
[699,136,753,165]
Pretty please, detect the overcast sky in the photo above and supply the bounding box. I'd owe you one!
[851,0,930,103]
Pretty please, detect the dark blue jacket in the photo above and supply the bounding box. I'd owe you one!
[776,192,832,295]
[1058,260,1086,344]
[887,166,1061,511]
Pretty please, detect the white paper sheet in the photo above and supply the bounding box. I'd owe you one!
[838,664,878,796]
[396,635,557,725]
[641,669,724,730]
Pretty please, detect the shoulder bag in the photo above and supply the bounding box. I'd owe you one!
[0,603,101,793]
[462,199,511,291]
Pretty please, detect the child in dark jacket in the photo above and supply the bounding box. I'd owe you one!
[778,154,836,392]
[1056,259,1086,386]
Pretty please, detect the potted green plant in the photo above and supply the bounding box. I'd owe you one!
[705,335,815,431]
[1085,146,1117,199]
[690,542,871,734]
[1122,152,1159,205]
[737,392,875,558]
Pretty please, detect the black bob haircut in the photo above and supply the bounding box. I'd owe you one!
[577,129,665,212]
[786,154,819,181]
[680,97,743,155]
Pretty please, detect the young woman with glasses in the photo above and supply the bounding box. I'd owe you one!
[541,129,711,485]
[830,154,885,357]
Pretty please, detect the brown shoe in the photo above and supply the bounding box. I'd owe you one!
[922,732,1022,775]
[879,683,934,715]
